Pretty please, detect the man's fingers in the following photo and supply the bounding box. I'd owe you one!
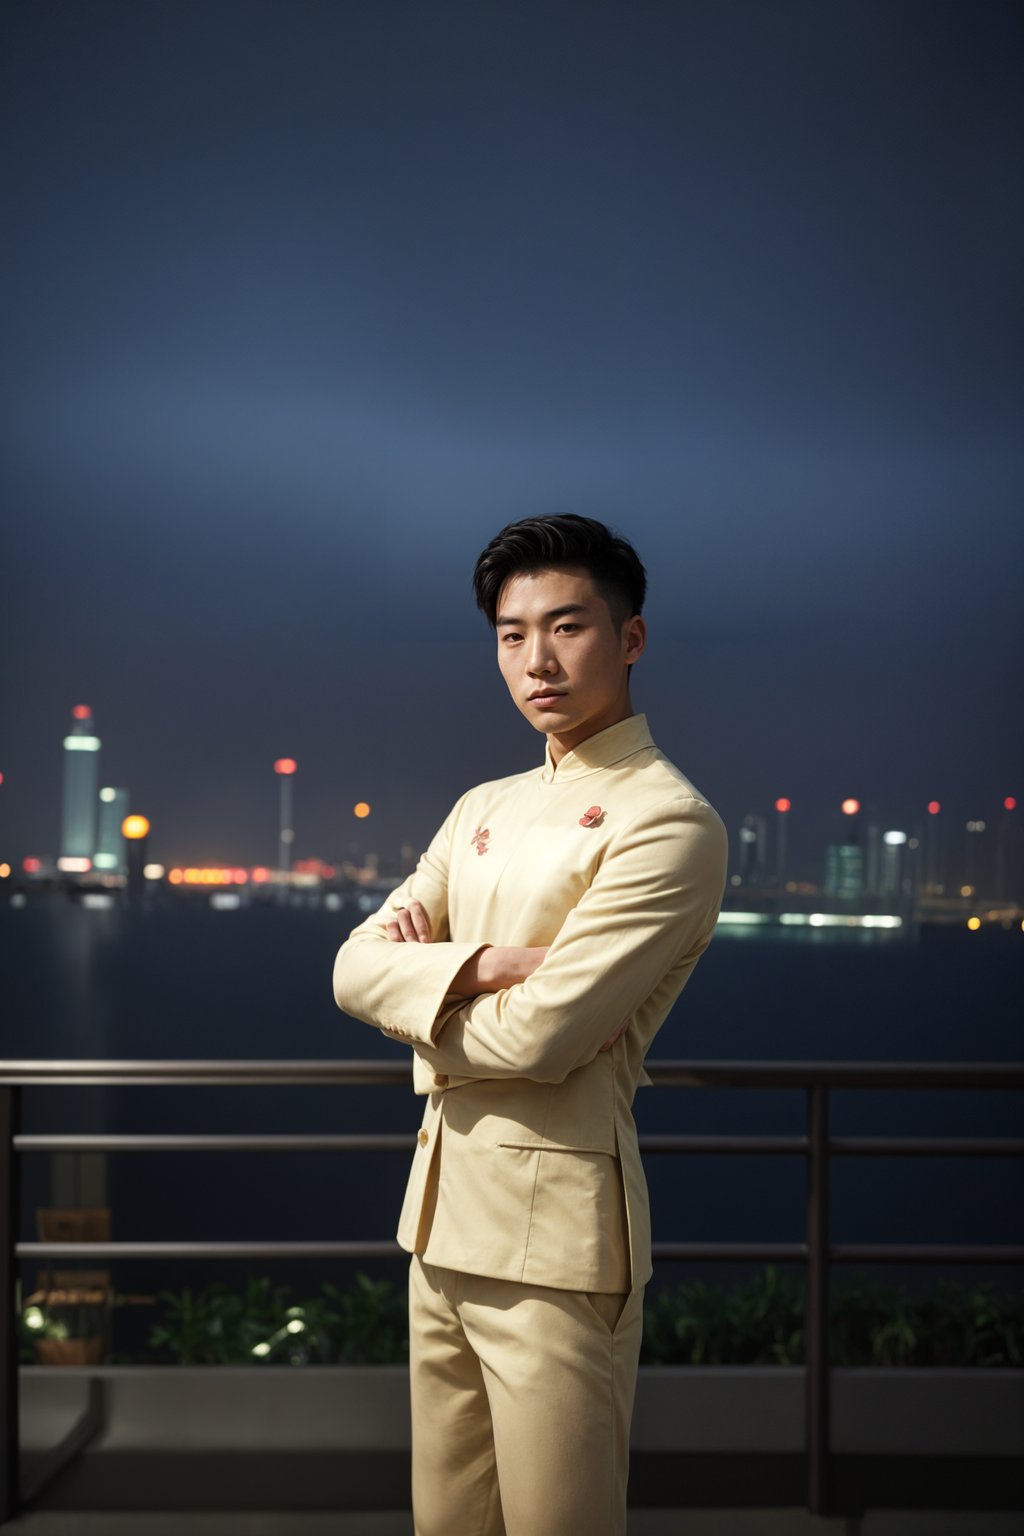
[385,901,432,943]
[408,900,432,942]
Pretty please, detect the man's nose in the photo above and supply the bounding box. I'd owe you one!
[526,637,557,673]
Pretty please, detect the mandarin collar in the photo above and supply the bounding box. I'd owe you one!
[539,712,654,783]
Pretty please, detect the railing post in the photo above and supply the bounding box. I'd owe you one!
[805,1082,830,1515]
[0,1085,22,1525]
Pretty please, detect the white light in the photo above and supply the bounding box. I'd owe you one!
[210,893,242,910]
[57,856,92,872]
[92,853,118,869]
[143,863,165,879]
[81,893,116,909]
[99,787,117,803]
[739,827,756,843]
[883,831,907,846]
[63,736,100,751]
[251,1342,271,1357]
[715,911,771,925]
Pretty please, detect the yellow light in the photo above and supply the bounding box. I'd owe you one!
[122,815,150,840]
[354,801,371,819]
[169,868,183,885]
[967,916,981,931]
[0,863,9,878]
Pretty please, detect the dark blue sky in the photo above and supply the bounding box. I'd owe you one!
[1,0,1021,877]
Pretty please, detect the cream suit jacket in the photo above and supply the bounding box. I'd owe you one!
[332,712,728,1294]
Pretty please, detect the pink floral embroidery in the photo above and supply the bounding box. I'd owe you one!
[471,826,490,855]
[579,805,604,827]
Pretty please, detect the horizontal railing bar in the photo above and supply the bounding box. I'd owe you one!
[646,1061,1024,1089]
[14,1134,416,1153]
[0,1060,410,1087]
[17,1241,403,1259]
[15,1133,808,1154]
[2,1059,1023,1089]
[641,1135,807,1154]
[16,1239,1024,1264]
[830,1243,1024,1264]
[830,1136,1024,1157]
[652,1242,807,1261]
[14,1132,1024,1158]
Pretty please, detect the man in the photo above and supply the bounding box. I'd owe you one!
[332,513,728,1536]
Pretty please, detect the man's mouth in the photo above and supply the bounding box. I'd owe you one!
[528,690,567,706]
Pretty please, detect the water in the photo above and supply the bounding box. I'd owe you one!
[2,906,1021,1321]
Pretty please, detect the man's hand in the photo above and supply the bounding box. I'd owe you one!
[385,902,548,996]
[385,899,434,944]
[385,906,627,1050]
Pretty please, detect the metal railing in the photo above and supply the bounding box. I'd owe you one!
[2,1056,1023,1525]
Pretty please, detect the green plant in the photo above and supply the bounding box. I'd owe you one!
[49,1267,1016,1369]
[640,1269,1024,1368]
[146,1275,294,1364]
[143,1272,408,1366]
[641,1265,804,1365]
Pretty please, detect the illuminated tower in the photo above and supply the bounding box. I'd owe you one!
[737,812,767,886]
[93,787,130,873]
[59,704,101,868]
[824,798,864,901]
[274,758,297,874]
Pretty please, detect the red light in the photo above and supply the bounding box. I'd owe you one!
[23,857,41,872]
[841,798,860,816]
[0,772,4,786]
[274,758,297,775]
[1005,797,1017,812]
[251,867,271,883]
[775,797,791,814]
[72,705,91,719]
[927,800,941,815]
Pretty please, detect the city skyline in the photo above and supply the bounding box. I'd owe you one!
[1,2,1021,877]
[1,701,1019,900]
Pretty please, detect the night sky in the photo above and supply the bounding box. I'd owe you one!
[2,0,1021,880]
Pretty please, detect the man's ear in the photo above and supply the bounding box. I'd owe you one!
[624,615,646,666]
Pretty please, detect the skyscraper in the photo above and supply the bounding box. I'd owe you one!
[93,786,130,873]
[59,704,100,868]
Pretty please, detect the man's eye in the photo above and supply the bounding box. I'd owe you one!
[556,623,579,633]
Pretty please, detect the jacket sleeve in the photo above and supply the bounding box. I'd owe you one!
[405,795,728,1085]
[331,788,492,1042]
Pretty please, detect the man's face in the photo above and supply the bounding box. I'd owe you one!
[494,565,645,751]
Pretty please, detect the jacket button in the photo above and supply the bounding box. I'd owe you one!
[433,1073,448,1088]
[417,1129,429,1147]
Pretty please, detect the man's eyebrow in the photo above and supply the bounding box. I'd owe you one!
[496,603,589,627]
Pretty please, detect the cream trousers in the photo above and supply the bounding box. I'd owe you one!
[408,1254,645,1536]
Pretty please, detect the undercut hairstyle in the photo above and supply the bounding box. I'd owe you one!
[472,514,648,634]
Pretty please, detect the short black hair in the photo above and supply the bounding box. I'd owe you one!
[472,514,647,633]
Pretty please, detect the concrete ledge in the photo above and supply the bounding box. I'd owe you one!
[14,1364,1024,1519]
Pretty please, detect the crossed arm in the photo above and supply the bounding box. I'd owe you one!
[332,791,728,1085]
[382,902,631,1052]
